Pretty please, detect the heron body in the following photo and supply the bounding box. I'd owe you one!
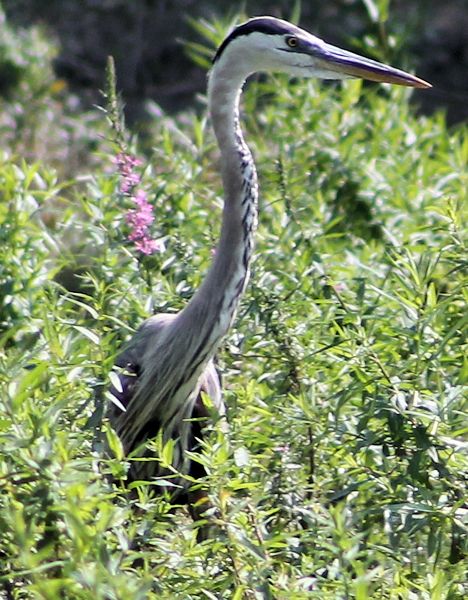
[108,17,429,510]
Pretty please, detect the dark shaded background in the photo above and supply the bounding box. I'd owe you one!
[3,0,468,124]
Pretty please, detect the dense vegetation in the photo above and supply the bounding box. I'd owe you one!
[1,9,466,599]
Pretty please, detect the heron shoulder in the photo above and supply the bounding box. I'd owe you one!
[141,312,178,332]
[117,313,177,364]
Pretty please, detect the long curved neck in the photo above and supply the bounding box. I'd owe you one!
[117,65,258,453]
[177,64,258,351]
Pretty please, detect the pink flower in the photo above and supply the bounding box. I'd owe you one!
[126,207,154,231]
[114,153,142,170]
[119,172,141,194]
[134,189,148,206]
[134,237,165,255]
[114,153,142,194]
[113,151,163,255]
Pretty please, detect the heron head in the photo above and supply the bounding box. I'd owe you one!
[213,16,431,89]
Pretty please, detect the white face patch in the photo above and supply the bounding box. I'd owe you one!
[213,28,335,81]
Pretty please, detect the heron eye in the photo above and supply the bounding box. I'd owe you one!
[286,36,298,48]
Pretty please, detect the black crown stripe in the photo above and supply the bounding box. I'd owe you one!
[213,17,299,63]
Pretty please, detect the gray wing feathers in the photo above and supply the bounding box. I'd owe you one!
[108,314,177,414]
[108,313,224,447]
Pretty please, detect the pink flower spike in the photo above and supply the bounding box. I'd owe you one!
[113,150,163,256]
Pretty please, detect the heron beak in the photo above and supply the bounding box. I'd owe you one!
[315,43,431,89]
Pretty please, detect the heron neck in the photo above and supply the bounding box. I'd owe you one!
[178,66,258,350]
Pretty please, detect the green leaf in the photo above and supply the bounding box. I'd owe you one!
[73,325,100,345]
[104,424,124,461]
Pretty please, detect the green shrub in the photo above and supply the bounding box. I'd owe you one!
[0,12,466,600]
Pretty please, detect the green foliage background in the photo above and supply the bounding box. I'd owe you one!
[0,6,466,599]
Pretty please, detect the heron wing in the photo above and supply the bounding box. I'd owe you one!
[107,314,175,415]
[108,313,224,418]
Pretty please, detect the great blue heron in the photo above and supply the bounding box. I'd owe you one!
[107,16,430,528]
